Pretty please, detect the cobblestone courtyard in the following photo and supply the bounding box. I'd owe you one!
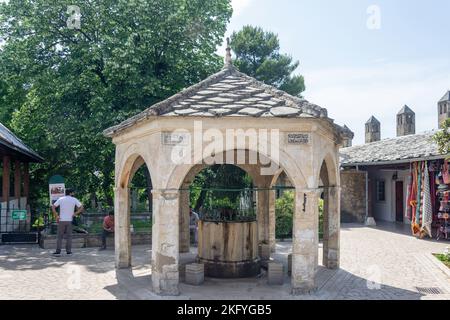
[1,223,450,300]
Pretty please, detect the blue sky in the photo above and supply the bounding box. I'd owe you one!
[225,0,450,145]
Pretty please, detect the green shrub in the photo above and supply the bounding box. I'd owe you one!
[275,191,294,239]
[275,191,325,240]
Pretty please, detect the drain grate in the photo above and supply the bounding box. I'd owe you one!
[415,287,444,295]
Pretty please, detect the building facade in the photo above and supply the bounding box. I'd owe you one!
[340,93,449,231]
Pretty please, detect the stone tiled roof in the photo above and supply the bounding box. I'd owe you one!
[340,131,445,166]
[0,122,43,162]
[104,64,334,137]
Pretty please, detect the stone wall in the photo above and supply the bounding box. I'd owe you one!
[39,232,151,249]
[340,170,366,223]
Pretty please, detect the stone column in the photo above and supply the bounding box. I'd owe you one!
[152,189,180,296]
[179,184,190,253]
[114,186,131,268]
[323,186,340,269]
[268,189,276,252]
[291,189,319,295]
[257,187,269,245]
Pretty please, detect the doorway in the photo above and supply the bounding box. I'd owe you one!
[395,181,404,223]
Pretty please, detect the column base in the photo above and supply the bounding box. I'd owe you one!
[152,269,180,296]
[115,261,131,269]
[291,284,317,295]
[365,217,377,226]
[325,260,339,270]
[115,251,131,269]
[324,249,339,269]
[179,244,190,253]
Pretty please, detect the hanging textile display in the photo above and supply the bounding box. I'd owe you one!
[405,164,413,221]
[411,162,422,236]
[408,160,439,238]
[421,162,433,238]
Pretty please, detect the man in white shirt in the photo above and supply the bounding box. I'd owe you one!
[51,189,84,255]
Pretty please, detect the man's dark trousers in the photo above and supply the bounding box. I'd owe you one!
[56,221,72,253]
[102,229,114,248]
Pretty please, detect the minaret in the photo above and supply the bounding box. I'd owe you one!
[396,105,415,136]
[342,125,354,148]
[438,91,450,128]
[365,116,381,143]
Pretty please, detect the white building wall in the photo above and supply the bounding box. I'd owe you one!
[371,169,410,224]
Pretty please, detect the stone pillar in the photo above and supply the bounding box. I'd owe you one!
[152,189,180,296]
[179,184,190,253]
[268,189,276,252]
[2,156,10,205]
[323,186,340,269]
[257,187,269,245]
[114,186,131,268]
[291,189,319,295]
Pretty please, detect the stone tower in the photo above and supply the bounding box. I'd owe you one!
[341,125,354,148]
[365,116,381,143]
[438,91,450,128]
[396,105,415,136]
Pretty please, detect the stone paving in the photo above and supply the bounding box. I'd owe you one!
[0,223,449,300]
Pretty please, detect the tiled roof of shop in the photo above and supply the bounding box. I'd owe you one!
[0,122,44,162]
[340,131,445,166]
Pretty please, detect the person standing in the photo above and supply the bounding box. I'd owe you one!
[99,210,114,250]
[51,188,84,256]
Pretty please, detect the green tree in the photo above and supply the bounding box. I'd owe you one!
[0,0,232,208]
[230,25,305,97]
[433,119,450,155]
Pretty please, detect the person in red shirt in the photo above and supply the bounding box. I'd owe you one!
[99,210,114,250]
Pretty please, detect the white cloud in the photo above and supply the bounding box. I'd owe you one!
[303,60,450,145]
[231,0,253,17]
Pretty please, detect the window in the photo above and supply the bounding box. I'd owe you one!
[376,180,386,202]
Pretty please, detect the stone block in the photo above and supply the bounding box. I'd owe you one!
[365,217,376,226]
[185,263,204,286]
[267,262,284,285]
[259,243,271,260]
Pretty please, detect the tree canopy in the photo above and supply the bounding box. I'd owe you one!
[433,119,450,156]
[0,0,232,208]
[230,25,305,97]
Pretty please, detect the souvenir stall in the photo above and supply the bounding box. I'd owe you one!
[406,159,450,240]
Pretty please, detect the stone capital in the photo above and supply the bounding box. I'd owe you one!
[152,189,180,200]
[114,186,130,193]
[297,188,323,197]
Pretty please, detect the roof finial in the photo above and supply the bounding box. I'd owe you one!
[225,37,232,66]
